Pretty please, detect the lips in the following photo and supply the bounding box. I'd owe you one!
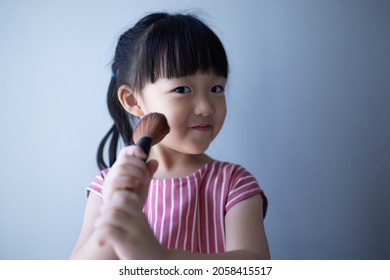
[192,124,213,131]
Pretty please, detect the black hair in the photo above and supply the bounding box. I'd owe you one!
[97,12,229,170]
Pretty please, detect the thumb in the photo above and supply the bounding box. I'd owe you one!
[146,159,158,176]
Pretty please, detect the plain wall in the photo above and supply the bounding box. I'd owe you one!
[0,0,389,259]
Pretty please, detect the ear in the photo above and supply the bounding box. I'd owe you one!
[117,85,144,117]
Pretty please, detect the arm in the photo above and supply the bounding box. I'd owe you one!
[70,145,156,259]
[69,193,117,259]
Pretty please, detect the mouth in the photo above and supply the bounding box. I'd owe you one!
[191,124,213,131]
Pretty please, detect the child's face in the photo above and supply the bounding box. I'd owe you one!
[138,73,227,155]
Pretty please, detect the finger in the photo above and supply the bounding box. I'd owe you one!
[115,151,151,181]
[103,174,143,202]
[96,191,145,246]
[114,151,147,172]
[103,190,142,213]
[96,207,133,231]
[107,166,148,189]
[103,159,151,201]
[131,146,147,161]
[117,145,147,161]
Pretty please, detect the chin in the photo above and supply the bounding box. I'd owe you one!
[187,144,210,155]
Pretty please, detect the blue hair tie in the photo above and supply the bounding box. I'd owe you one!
[112,71,117,78]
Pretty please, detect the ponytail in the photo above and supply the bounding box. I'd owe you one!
[97,124,117,170]
[96,74,135,169]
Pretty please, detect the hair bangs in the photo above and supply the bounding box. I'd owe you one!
[139,14,228,87]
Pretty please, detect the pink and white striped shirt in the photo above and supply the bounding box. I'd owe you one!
[87,160,266,254]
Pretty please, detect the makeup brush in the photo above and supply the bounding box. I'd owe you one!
[98,113,169,248]
[133,112,170,158]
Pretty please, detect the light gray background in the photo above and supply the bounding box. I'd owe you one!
[1,0,389,259]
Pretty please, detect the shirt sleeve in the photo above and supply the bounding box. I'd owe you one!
[225,165,268,218]
[86,169,110,198]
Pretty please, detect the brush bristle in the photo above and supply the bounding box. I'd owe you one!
[133,113,170,146]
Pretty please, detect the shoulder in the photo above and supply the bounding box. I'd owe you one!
[206,160,257,181]
[204,160,261,194]
[86,168,110,198]
[209,160,267,217]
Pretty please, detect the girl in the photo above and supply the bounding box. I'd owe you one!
[70,12,270,259]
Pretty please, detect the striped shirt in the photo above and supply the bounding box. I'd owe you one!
[87,160,266,254]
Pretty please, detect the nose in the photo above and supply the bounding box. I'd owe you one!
[193,93,214,117]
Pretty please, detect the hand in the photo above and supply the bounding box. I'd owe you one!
[102,145,158,206]
[95,189,167,259]
[97,145,161,259]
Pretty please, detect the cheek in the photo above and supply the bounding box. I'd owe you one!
[164,110,187,132]
[216,100,227,126]
[158,111,187,147]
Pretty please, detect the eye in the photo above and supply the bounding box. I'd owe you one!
[174,86,192,94]
[211,85,225,94]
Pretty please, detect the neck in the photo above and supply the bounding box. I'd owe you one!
[148,146,213,179]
